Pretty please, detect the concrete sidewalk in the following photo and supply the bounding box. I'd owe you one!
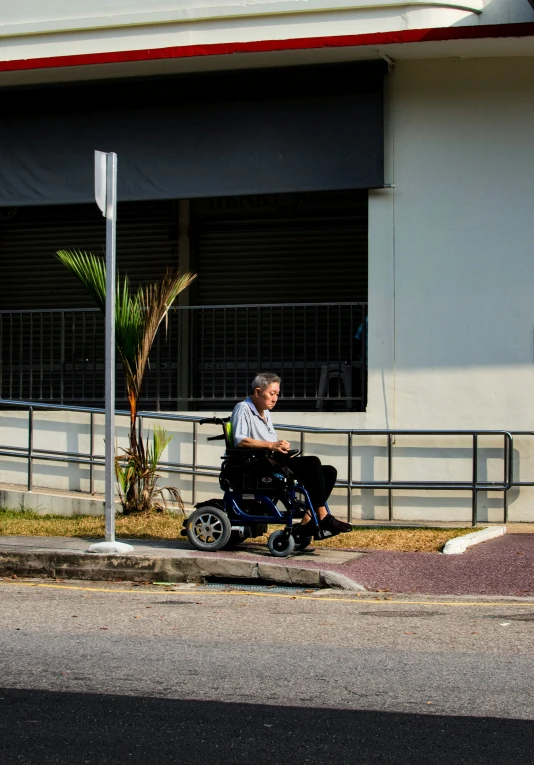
[1,532,533,596]
[0,535,366,591]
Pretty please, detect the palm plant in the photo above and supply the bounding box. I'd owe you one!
[116,425,183,514]
[56,249,196,512]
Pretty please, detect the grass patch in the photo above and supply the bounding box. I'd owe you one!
[0,509,187,540]
[0,510,475,552]
[252,525,475,553]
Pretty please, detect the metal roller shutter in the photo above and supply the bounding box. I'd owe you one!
[0,200,178,310]
[189,191,368,408]
[191,191,367,305]
[0,200,179,407]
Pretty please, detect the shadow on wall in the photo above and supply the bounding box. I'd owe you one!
[451,0,534,26]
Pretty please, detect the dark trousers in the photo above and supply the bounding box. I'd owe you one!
[287,456,337,509]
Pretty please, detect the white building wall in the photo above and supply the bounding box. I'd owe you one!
[2,55,534,523]
[378,56,534,432]
[368,55,534,521]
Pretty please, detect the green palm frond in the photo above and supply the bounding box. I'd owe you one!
[132,270,197,399]
[116,430,183,514]
[56,250,107,311]
[146,426,173,473]
[56,249,196,411]
[56,249,195,514]
[115,456,138,496]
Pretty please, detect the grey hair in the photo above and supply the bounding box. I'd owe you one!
[250,372,281,394]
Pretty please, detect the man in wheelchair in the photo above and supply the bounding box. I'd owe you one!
[184,372,352,556]
[231,372,352,542]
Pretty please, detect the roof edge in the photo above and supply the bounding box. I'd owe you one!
[1,20,534,74]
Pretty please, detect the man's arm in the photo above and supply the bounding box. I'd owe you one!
[238,437,290,453]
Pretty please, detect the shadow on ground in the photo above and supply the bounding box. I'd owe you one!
[1,688,533,764]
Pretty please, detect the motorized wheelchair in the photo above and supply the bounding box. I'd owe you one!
[181,416,332,558]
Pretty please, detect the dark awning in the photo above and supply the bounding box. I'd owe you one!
[0,61,386,206]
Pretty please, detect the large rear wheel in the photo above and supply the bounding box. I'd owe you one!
[186,507,232,552]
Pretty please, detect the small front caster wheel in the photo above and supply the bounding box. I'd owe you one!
[268,530,295,558]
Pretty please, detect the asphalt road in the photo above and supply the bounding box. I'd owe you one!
[1,579,534,764]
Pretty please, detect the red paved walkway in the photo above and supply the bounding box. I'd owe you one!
[340,534,534,597]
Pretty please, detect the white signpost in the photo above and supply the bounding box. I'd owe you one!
[88,151,133,555]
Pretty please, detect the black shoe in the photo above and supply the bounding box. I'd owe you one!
[292,525,316,552]
[292,523,316,542]
[320,515,352,535]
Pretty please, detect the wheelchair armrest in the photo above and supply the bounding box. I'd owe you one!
[223,447,301,459]
[199,416,230,426]
[223,447,274,459]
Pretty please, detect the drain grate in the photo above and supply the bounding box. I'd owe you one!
[205,578,317,594]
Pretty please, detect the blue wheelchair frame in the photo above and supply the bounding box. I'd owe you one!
[200,416,330,540]
[224,482,323,532]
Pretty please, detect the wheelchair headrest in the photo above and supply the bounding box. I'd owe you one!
[204,417,234,449]
[224,420,234,449]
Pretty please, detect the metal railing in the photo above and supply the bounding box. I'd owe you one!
[0,302,368,411]
[0,399,516,527]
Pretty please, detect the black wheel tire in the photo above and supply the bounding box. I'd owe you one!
[268,529,295,558]
[294,535,313,551]
[186,506,232,552]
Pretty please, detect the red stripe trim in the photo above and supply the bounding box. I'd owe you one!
[1,21,534,73]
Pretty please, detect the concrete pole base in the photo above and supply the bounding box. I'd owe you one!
[87,541,135,554]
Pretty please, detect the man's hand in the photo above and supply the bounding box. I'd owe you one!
[272,439,291,453]
[237,437,291,452]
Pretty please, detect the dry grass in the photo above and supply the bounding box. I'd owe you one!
[251,525,474,552]
[0,510,474,552]
[0,510,187,540]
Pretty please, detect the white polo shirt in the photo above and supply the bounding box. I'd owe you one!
[231,397,278,446]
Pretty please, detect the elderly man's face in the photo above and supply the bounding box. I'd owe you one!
[254,382,280,412]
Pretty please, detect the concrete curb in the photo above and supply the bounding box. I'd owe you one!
[442,526,506,555]
[0,549,367,591]
[320,570,367,591]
